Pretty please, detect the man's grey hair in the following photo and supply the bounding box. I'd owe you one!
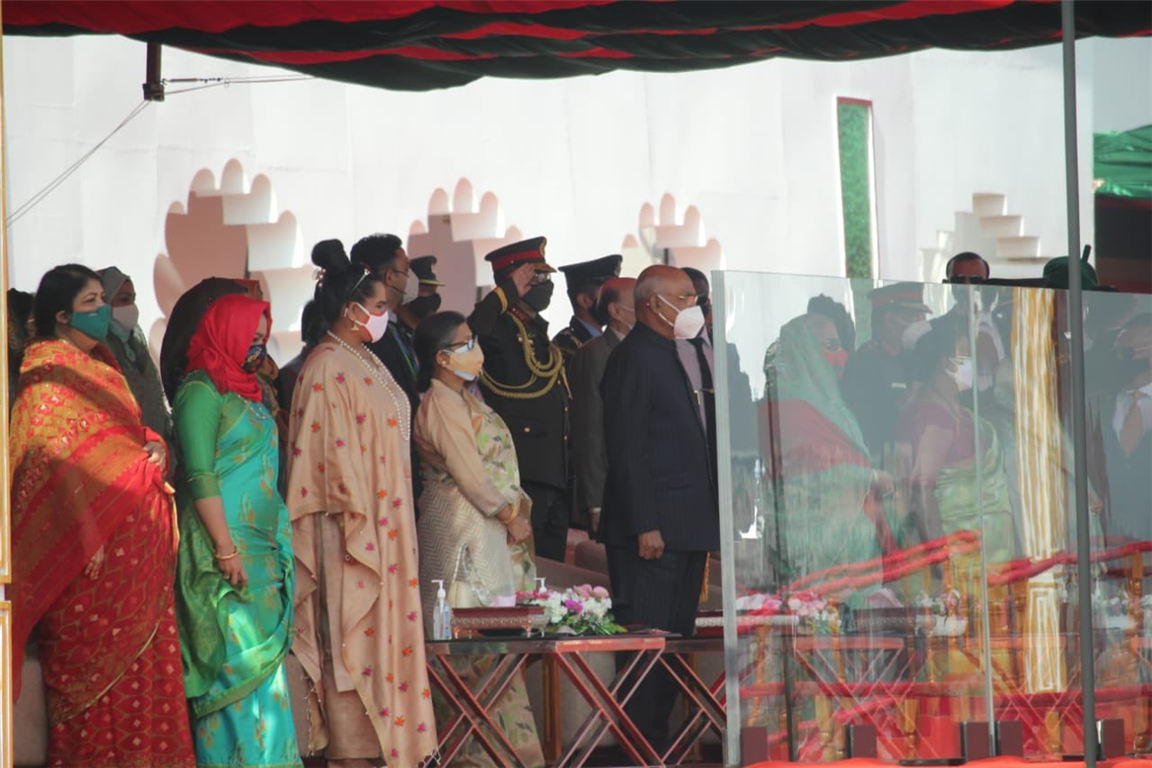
[633,273,661,307]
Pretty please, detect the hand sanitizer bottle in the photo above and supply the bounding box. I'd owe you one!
[432,580,452,640]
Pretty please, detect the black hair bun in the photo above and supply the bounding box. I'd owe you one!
[312,239,351,273]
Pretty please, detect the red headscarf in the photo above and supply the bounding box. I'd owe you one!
[185,293,271,402]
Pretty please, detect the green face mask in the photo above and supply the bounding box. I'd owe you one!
[69,305,111,341]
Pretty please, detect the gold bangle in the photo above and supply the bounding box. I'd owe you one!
[501,506,519,526]
[215,548,240,561]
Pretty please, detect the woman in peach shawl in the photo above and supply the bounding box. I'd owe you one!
[10,264,195,768]
[287,241,436,768]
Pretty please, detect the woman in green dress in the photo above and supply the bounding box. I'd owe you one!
[173,293,302,768]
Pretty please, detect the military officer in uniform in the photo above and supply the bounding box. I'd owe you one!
[395,255,446,331]
[552,254,624,364]
[468,237,573,562]
[842,282,931,460]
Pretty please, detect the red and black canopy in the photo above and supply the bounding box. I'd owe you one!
[4,1,1150,92]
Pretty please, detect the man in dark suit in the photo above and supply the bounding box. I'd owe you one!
[469,237,572,561]
[569,276,635,535]
[552,254,623,364]
[600,264,720,748]
[350,233,425,508]
[349,233,420,413]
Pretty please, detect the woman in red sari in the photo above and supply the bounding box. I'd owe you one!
[10,264,196,768]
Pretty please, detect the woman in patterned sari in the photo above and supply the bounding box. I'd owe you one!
[899,318,1017,567]
[287,240,436,768]
[761,309,895,597]
[413,312,542,768]
[173,293,301,768]
[10,264,196,768]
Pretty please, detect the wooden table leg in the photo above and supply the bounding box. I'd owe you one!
[542,654,562,763]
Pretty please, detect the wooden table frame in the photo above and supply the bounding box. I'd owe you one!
[425,634,667,767]
[660,636,727,765]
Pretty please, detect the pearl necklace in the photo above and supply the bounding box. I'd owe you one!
[247,399,268,421]
[326,331,411,442]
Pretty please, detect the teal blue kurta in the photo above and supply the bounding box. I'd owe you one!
[173,370,302,768]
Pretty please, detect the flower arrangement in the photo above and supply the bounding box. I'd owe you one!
[733,590,842,633]
[787,590,841,635]
[516,584,626,636]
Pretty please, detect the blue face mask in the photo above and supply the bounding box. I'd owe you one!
[69,305,111,341]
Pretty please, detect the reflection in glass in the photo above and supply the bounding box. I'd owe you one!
[720,273,1152,763]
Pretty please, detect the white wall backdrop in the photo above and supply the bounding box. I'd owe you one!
[4,34,1146,345]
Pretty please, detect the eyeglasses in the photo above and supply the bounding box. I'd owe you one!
[819,337,842,352]
[530,272,552,286]
[443,336,478,353]
[659,292,698,306]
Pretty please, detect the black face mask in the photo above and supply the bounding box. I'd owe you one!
[406,294,442,320]
[523,282,554,313]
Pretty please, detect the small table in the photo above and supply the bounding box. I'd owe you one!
[426,633,667,767]
[425,637,536,767]
[660,636,727,765]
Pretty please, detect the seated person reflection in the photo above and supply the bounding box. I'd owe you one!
[944,251,990,284]
[899,319,1018,565]
[761,306,895,595]
[1097,312,1152,544]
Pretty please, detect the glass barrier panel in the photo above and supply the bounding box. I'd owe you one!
[716,273,995,764]
[718,273,1151,763]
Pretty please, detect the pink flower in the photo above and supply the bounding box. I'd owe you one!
[366,543,376,552]
[573,584,593,599]
[388,564,398,574]
[362,667,372,676]
[392,499,402,508]
[592,586,610,599]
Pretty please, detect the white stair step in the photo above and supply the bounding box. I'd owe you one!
[980,215,1023,239]
[973,193,1007,217]
[997,236,1043,260]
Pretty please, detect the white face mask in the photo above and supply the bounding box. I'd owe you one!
[949,357,974,392]
[398,271,420,306]
[614,304,636,334]
[656,294,706,340]
[352,303,390,343]
[111,304,140,332]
